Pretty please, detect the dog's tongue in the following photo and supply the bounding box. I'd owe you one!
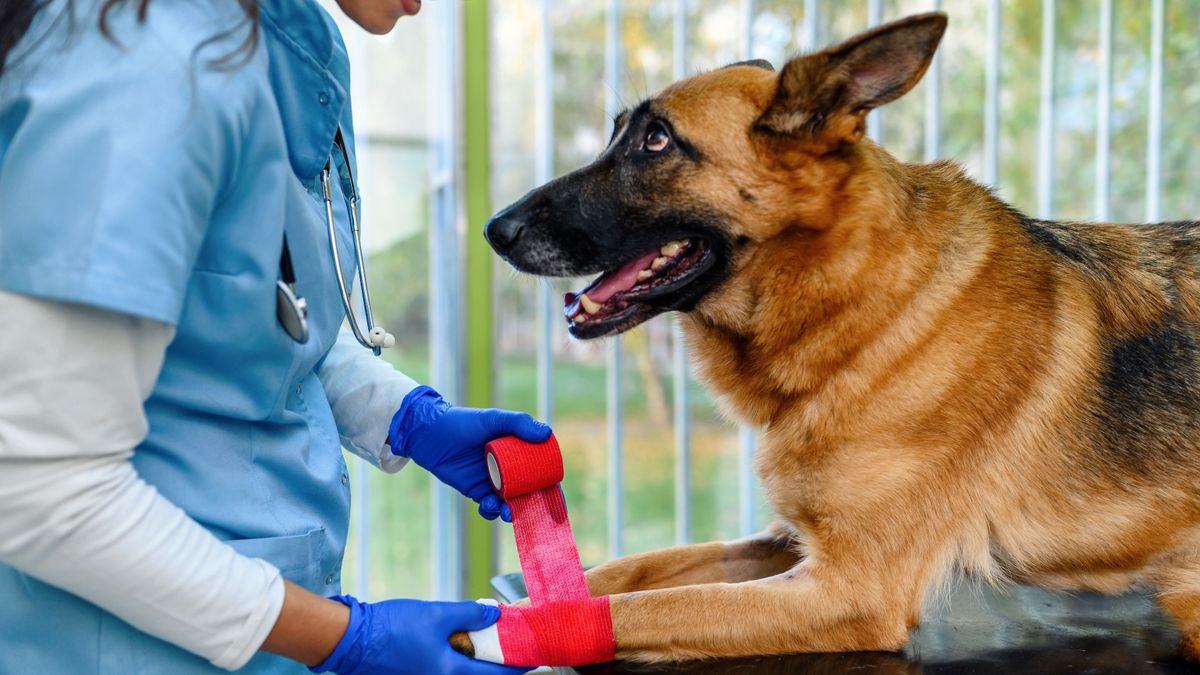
[565,249,659,309]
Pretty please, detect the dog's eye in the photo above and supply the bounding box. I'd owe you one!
[643,123,671,153]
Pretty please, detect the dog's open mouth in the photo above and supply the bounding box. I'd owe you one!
[563,238,713,338]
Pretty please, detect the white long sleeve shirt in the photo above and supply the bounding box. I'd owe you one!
[0,290,418,669]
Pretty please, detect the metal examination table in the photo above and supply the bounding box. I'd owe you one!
[493,573,1200,674]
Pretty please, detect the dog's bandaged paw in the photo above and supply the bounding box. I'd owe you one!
[466,599,504,663]
[466,597,615,667]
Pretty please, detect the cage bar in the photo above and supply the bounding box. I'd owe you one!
[605,0,625,560]
[866,0,884,143]
[429,0,464,601]
[1036,0,1056,219]
[1094,0,1112,221]
[536,0,555,425]
[983,0,1000,187]
[802,0,819,51]
[673,0,693,548]
[1146,0,1164,224]
[924,0,941,162]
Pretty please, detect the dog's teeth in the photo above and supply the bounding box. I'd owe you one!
[636,270,654,282]
[660,241,682,257]
[651,256,668,270]
[579,293,601,315]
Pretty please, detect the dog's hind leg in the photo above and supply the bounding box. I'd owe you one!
[585,522,800,596]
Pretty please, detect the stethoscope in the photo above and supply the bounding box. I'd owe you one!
[276,128,395,356]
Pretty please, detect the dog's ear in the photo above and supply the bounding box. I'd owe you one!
[722,59,775,72]
[754,12,946,148]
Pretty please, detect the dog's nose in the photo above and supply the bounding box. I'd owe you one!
[484,211,527,252]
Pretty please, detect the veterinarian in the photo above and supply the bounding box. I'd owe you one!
[0,1,539,673]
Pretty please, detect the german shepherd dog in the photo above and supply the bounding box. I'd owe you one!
[480,12,1200,663]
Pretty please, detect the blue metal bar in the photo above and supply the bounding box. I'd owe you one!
[673,0,692,549]
[866,0,884,143]
[1094,0,1112,221]
[607,337,624,559]
[428,0,463,601]
[983,0,1000,187]
[738,427,757,536]
[802,0,819,51]
[741,0,755,60]
[605,0,625,560]
[673,320,692,547]
[1146,0,1164,224]
[1036,0,1056,219]
[674,0,687,79]
[536,0,554,425]
[924,0,941,162]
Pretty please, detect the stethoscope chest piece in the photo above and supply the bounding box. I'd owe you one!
[276,279,309,344]
[274,127,393,355]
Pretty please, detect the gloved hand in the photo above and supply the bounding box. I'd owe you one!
[389,386,552,522]
[310,595,529,675]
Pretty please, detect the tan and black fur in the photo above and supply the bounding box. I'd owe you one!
[476,12,1200,663]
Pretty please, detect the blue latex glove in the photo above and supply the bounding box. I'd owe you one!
[310,595,528,675]
[389,386,552,522]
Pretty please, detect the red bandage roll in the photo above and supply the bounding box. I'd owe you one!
[471,434,616,667]
[485,435,564,500]
[485,435,587,605]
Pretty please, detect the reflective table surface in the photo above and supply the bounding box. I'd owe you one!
[492,573,1200,674]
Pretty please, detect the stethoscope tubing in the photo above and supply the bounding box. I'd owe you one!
[276,127,391,355]
[321,153,382,357]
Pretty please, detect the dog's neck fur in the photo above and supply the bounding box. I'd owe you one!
[680,144,1014,432]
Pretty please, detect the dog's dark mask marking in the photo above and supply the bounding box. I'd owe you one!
[485,97,735,339]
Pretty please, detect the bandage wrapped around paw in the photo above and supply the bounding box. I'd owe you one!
[468,598,614,667]
[466,435,616,667]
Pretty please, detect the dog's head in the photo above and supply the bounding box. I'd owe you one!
[486,12,947,339]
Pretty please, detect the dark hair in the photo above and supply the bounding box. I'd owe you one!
[0,0,260,75]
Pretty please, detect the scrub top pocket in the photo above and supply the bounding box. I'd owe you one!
[228,527,328,591]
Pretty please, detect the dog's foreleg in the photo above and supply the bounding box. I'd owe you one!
[585,523,800,596]
[1153,552,1200,661]
[609,560,913,663]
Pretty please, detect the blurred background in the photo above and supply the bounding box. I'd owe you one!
[318,0,1200,602]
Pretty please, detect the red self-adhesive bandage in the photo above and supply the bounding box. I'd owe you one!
[467,435,616,667]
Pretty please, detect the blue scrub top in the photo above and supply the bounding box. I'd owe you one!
[0,1,365,672]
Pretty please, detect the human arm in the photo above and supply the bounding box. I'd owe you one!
[316,325,419,473]
[0,291,301,668]
[0,292,521,673]
[317,325,553,521]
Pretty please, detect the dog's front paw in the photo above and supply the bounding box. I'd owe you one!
[449,631,474,657]
[584,562,632,596]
